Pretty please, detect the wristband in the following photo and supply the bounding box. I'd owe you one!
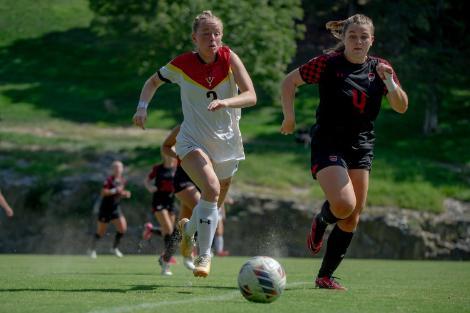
[109,188,117,195]
[137,100,148,110]
[383,72,398,92]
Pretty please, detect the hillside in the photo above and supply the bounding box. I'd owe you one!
[0,0,469,214]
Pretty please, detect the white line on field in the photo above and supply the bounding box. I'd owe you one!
[87,281,311,313]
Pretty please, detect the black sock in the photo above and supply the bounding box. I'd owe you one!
[113,232,124,249]
[162,229,178,262]
[318,225,354,278]
[91,233,101,250]
[318,200,339,225]
[151,227,162,236]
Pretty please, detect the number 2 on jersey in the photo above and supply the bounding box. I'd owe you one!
[206,91,218,101]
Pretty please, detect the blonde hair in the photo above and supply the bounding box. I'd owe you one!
[192,10,223,33]
[324,14,374,53]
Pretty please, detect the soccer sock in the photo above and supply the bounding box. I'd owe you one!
[318,225,354,278]
[113,232,124,249]
[214,235,224,253]
[162,229,179,262]
[184,205,199,236]
[194,199,218,256]
[151,226,162,236]
[313,201,339,241]
[91,233,101,250]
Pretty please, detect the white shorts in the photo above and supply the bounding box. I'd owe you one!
[175,141,239,180]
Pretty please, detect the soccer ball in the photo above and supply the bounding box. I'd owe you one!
[237,256,286,303]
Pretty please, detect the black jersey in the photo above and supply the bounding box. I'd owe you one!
[299,52,399,149]
[100,175,126,209]
[148,164,175,206]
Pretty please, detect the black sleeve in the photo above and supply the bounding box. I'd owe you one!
[157,70,172,84]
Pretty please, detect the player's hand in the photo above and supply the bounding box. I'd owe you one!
[147,186,158,193]
[208,99,228,111]
[132,108,147,129]
[376,62,393,80]
[122,190,131,198]
[280,117,296,135]
[4,207,13,218]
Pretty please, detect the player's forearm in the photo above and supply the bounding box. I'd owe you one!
[225,90,257,109]
[281,78,297,120]
[388,88,408,114]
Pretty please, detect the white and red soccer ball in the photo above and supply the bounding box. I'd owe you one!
[237,256,286,303]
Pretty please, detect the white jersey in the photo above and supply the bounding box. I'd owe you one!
[158,46,244,163]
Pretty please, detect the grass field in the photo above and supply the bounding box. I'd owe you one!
[0,255,468,313]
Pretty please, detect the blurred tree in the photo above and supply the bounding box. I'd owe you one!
[88,0,305,99]
[299,0,469,135]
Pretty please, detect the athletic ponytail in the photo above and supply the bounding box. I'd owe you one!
[324,14,374,54]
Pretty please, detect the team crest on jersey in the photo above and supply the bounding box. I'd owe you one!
[368,72,376,81]
[206,76,215,87]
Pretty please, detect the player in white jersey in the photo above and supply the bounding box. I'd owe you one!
[133,10,256,277]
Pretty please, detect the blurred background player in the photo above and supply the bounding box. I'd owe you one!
[142,150,179,275]
[88,160,131,259]
[161,124,200,271]
[0,188,14,218]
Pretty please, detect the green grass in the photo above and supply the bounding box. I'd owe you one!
[0,0,468,212]
[0,255,468,313]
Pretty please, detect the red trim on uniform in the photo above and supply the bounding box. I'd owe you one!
[311,164,319,174]
[170,46,231,90]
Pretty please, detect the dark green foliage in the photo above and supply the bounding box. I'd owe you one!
[88,0,305,98]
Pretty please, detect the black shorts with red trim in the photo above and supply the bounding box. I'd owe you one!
[173,166,196,193]
[310,139,374,179]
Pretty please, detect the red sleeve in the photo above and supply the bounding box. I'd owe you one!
[299,54,329,84]
[102,176,113,189]
[147,165,159,180]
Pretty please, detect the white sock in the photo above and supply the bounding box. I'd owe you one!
[214,235,224,253]
[184,206,198,236]
[195,199,218,256]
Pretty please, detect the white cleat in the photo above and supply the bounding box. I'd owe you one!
[159,256,173,276]
[111,248,124,258]
[193,254,211,278]
[183,256,195,271]
[89,250,97,259]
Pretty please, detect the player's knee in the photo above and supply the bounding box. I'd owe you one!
[203,179,220,201]
[338,213,360,232]
[330,198,356,219]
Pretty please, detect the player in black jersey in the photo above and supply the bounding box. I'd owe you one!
[89,161,131,259]
[281,14,408,290]
[162,125,200,271]
[143,151,178,275]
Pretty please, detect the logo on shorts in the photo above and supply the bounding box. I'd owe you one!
[368,72,376,81]
[199,218,211,225]
[329,155,338,162]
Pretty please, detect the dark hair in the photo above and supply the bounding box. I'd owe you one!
[324,14,374,54]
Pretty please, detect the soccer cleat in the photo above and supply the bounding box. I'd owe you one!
[158,256,173,276]
[142,222,153,241]
[307,216,326,255]
[89,250,97,259]
[111,248,124,258]
[177,218,194,258]
[315,276,347,291]
[193,254,211,277]
[183,256,195,270]
[216,250,230,257]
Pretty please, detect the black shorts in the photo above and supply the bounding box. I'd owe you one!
[98,205,122,223]
[310,137,374,179]
[173,166,196,193]
[152,195,175,213]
